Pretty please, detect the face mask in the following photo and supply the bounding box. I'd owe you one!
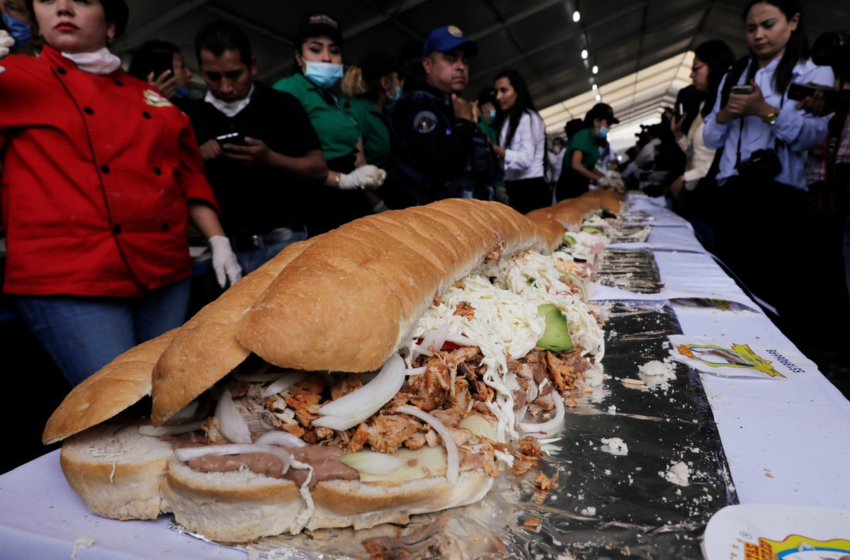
[304,61,344,89]
[387,83,402,103]
[599,147,606,155]
[2,13,32,49]
[175,86,191,100]
[597,126,609,139]
[489,109,497,121]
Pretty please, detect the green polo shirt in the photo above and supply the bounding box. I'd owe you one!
[344,97,394,178]
[567,127,600,171]
[477,118,499,145]
[273,73,361,161]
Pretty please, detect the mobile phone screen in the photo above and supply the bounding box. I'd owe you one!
[150,49,174,79]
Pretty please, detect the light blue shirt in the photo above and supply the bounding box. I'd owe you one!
[702,57,834,190]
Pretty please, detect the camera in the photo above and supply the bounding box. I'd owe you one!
[736,148,782,179]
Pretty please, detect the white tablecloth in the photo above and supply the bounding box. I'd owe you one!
[1,192,848,559]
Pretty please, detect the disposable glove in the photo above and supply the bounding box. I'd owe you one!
[209,235,243,288]
[495,186,510,205]
[0,31,14,75]
[338,165,387,190]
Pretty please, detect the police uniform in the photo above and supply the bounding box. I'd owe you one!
[389,25,499,204]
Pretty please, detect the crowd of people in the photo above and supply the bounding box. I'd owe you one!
[0,0,847,387]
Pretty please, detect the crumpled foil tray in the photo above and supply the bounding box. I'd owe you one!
[173,302,735,560]
[597,250,665,294]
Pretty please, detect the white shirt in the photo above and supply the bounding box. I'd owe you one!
[500,111,546,181]
[676,103,715,187]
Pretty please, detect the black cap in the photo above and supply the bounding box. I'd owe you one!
[586,102,619,125]
[358,50,399,82]
[296,13,343,47]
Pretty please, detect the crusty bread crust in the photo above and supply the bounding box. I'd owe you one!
[43,331,177,444]
[59,424,174,520]
[162,458,306,542]
[151,239,315,426]
[236,199,548,372]
[527,211,566,252]
[309,472,492,530]
[160,455,491,541]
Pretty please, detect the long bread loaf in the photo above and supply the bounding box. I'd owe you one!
[235,199,548,372]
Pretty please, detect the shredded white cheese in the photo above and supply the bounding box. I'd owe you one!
[71,537,95,560]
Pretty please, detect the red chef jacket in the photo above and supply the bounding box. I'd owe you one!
[0,45,219,297]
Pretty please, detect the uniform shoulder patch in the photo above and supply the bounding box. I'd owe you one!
[413,110,438,134]
[144,89,173,108]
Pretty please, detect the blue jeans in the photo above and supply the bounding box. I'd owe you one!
[15,278,191,387]
[235,228,308,275]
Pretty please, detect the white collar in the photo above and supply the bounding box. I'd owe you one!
[61,48,121,75]
[204,85,255,118]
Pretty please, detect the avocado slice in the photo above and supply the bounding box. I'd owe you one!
[562,234,576,247]
[536,304,573,352]
[581,225,604,234]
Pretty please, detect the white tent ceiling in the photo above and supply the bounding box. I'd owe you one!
[113,0,846,151]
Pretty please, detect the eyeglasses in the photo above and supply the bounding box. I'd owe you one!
[691,62,707,72]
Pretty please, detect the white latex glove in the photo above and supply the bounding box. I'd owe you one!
[495,186,510,205]
[372,200,389,213]
[209,235,242,288]
[0,31,15,75]
[338,165,387,190]
[597,175,614,188]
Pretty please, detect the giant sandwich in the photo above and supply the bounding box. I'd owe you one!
[44,199,607,542]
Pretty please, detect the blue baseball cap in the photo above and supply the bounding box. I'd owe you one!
[422,25,479,57]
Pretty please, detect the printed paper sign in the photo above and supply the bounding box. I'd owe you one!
[703,504,850,560]
[667,336,818,380]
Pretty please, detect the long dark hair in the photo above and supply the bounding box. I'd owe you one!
[494,70,540,149]
[742,0,809,94]
[695,40,736,117]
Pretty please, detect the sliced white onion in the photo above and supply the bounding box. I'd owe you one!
[261,372,308,398]
[396,405,458,485]
[170,400,199,421]
[445,333,479,346]
[406,367,427,376]
[338,450,405,475]
[433,325,449,353]
[518,393,565,438]
[312,354,406,431]
[417,330,438,358]
[139,421,203,437]
[215,389,252,444]
[254,431,308,448]
[175,444,291,475]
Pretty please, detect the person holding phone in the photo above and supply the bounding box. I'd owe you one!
[129,40,194,108]
[0,0,240,387]
[185,20,328,275]
[702,0,833,331]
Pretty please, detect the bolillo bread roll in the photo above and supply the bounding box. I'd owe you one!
[235,199,548,373]
[43,331,177,520]
[152,239,315,426]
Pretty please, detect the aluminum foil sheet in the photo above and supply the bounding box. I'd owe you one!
[176,301,735,560]
[597,250,665,294]
[607,225,652,244]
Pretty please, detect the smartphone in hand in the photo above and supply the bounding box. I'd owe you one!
[730,85,755,95]
[215,132,248,151]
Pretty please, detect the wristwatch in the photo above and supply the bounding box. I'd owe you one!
[764,110,780,125]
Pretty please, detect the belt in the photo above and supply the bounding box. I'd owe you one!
[230,227,303,252]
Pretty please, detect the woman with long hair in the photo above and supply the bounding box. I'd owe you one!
[0,0,239,387]
[669,40,735,249]
[491,69,548,214]
[702,0,833,329]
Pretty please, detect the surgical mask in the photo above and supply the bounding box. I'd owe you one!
[175,86,191,100]
[2,13,31,49]
[386,83,402,103]
[304,61,344,89]
[489,109,497,121]
[597,126,609,139]
[599,147,606,155]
